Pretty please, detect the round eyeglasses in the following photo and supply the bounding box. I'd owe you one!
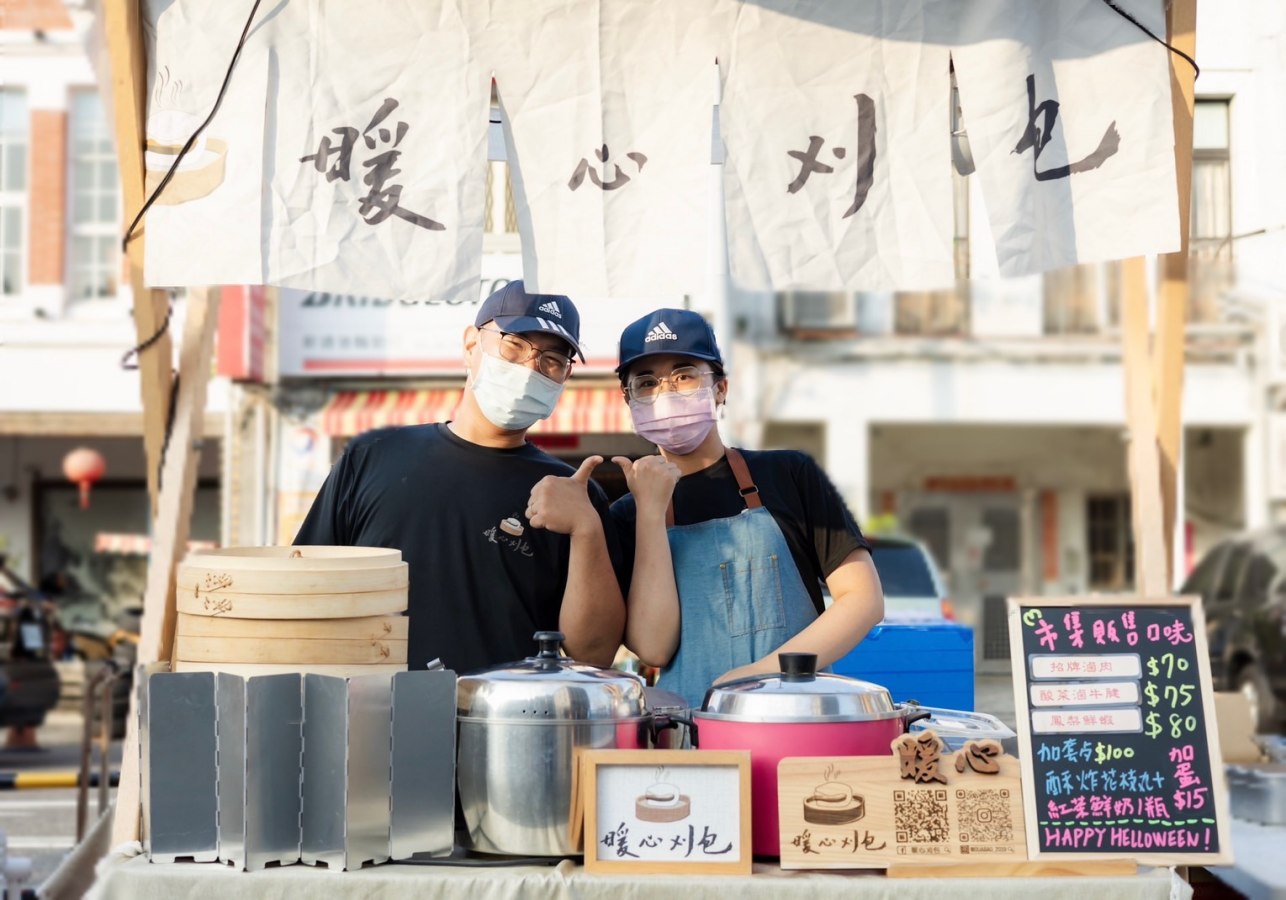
[625,366,716,404]
[480,327,575,383]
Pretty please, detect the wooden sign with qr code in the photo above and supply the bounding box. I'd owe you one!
[777,733,1028,869]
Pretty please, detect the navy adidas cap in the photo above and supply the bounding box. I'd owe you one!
[616,308,724,377]
[475,280,584,362]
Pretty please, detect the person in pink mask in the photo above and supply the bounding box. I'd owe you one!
[609,309,885,708]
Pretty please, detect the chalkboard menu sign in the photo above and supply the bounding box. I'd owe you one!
[1007,596,1232,865]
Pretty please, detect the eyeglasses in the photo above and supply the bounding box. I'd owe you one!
[480,327,575,383]
[625,366,716,404]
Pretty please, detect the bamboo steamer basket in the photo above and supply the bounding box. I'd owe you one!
[172,546,410,673]
[172,661,408,678]
[175,612,408,642]
[176,546,408,620]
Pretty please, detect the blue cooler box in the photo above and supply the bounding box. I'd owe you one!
[831,622,975,711]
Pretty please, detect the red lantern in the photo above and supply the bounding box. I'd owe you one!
[62,447,106,510]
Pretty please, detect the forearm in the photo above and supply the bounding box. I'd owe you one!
[739,574,884,678]
[558,519,627,666]
[623,508,681,667]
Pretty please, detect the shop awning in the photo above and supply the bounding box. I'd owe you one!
[319,386,632,436]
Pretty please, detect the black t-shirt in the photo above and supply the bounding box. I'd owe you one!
[609,449,869,614]
[294,423,624,674]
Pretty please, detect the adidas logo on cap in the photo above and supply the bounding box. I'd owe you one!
[537,300,562,319]
[644,322,678,343]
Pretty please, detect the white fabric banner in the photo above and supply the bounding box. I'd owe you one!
[950,0,1179,276]
[140,0,1182,298]
[470,0,729,298]
[720,0,957,293]
[144,0,488,303]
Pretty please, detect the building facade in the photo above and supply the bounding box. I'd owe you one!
[0,1,226,616]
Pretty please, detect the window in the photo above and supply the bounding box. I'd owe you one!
[1043,265,1102,335]
[484,161,517,235]
[0,90,27,296]
[1189,98,1232,323]
[68,91,121,300]
[1087,494,1134,591]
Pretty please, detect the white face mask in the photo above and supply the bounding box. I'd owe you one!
[469,352,564,431]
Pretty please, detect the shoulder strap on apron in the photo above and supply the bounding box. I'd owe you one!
[664,448,761,527]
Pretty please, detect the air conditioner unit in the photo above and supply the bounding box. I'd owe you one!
[779,291,857,331]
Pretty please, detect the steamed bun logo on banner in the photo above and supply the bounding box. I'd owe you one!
[141,0,1178,301]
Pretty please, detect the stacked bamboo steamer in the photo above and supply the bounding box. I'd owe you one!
[173,546,409,676]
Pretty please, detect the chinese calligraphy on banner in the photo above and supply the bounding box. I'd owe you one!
[720,0,957,292]
[469,0,735,297]
[143,0,489,303]
[951,0,1180,276]
[140,0,1178,300]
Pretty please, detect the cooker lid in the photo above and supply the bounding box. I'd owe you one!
[699,653,900,723]
[457,631,647,722]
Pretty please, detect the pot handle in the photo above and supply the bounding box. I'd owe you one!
[665,712,699,748]
[901,705,933,729]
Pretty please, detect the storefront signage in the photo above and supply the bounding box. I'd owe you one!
[276,268,671,377]
[776,739,1027,869]
[580,750,751,875]
[1007,596,1232,865]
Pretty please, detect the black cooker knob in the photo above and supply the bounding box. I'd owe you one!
[779,652,818,682]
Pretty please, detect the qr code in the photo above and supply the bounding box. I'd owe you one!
[956,788,1013,843]
[894,789,949,843]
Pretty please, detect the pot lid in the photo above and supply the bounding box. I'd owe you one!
[457,631,647,722]
[699,653,900,723]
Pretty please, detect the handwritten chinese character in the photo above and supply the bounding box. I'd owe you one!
[601,822,640,858]
[1034,617,1059,651]
[1012,73,1120,181]
[299,97,445,232]
[785,93,877,217]
[568,144,648,191]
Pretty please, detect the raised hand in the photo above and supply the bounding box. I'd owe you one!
[612,455,680,517]
[526,456,603,535]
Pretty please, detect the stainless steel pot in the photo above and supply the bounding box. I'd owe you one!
[456,631,648,857]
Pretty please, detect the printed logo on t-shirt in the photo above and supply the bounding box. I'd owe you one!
[484,513,533,557]
[537,300,562,319]
[645,322,678,342]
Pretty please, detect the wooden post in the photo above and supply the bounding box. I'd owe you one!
[1121,261,1170,599]
[1153,0,1199,587]
[112,287,221,844]
[103,0,173,517]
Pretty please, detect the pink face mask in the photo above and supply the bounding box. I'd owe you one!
[629,387,718,455]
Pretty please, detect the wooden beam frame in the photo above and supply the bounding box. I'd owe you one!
[103,0,174,518]
[1154,0,1199,587]
[111,288,221,845]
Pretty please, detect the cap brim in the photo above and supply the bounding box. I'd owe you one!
[493,314,585,362]
[614,347,724,376]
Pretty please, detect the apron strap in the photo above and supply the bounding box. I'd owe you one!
[664,447,761,528]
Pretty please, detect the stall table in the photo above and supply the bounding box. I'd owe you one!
[87,853,1190,900]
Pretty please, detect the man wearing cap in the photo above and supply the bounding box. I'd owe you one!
[609,308,884,707]
[295,281,626,673]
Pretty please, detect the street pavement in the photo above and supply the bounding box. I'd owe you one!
[0,711,120,890]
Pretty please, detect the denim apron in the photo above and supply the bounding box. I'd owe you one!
[655,448,819,708]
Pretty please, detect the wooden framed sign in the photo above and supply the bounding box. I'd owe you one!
[1008,596,1233,865]
[580,750,752,875]
[777,737,1028,869]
